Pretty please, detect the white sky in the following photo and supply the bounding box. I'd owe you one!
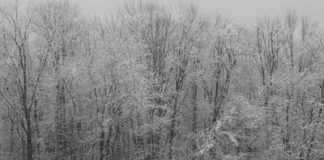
[71,0,323,28]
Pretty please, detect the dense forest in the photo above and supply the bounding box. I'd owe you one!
[0,0,323,160]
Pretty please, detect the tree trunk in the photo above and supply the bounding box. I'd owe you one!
[22,52,33,160]
[26,116,33,160]
[168,96,178,160]
[55,78,67,160]
[99,128,105,160]
[191,81,197,160]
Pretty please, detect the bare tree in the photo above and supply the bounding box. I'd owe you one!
[0,1,49,160]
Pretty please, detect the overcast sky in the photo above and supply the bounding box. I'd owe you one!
[70,0,323,28]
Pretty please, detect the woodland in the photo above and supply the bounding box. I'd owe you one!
[0,0,323,160]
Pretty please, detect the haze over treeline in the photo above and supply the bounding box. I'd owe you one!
[0,0,323,160]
